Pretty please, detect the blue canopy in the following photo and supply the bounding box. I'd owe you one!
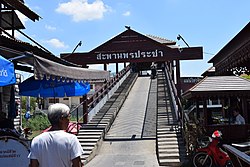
[0,55,16,86]
[19,76,90,97]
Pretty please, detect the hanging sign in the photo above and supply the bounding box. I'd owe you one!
[0,56,16,86]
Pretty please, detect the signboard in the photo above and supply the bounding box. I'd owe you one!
[182,77,202,84]
[0,55,16,86]
[0,136,30,167]
[96,49,164,61]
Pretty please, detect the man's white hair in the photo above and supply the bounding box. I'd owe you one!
[47,103,70,125]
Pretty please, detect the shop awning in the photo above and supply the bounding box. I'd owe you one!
[33,55,110,81]
[0,45,110,81]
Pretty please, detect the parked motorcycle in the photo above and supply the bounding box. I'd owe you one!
[192,130,233,167]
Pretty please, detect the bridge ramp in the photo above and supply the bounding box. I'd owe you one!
[78,73,138,164]
[85,76,159,166]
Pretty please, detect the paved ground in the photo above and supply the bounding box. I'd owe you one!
[85,140,159,167]
[85,77,160,167]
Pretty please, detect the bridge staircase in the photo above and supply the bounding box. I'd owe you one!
[156,69,187,166]
[77,72,138,164]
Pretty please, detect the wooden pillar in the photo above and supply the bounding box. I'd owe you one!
[116,63,119,74]
[221,98,225,118]
[175,60,181,97]
[171,61,175,82]
[195,99,200,119]
[242,97,248,123]
[203,98,208,126]
[104,64,107,71]
[82,95,88,124]
[11,10,15,37]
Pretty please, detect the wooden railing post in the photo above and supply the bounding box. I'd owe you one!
[82,95,88,124]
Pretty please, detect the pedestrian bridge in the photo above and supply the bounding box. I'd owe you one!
[71,66,187,166]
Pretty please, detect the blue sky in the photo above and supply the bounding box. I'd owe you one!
[18,0,250,77]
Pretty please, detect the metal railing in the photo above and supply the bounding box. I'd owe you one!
[161,63,184,138]
[68,65,131,133]
[223,144,250,166]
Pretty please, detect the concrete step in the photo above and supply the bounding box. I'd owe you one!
[91,117,112,121]
[89,121,110,125]
[158,140,184,146]
[159,158,181,167]
[80,124,106,129]
[82,146,95,151]
[157,137,179,142]
[77,135,101,139]
[159,152,181,159]
[78,138,99,142]
[80,142,96,147]
[158,144,181,149]
[157,131,181,136]
[78,129,103,133]
[158,148,186,153]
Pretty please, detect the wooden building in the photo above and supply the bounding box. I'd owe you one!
[182,22,250,142]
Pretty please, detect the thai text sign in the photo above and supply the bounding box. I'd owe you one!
[96,49,164,61]
[0,137,30,167]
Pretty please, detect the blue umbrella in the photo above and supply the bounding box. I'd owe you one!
[19,76,90,97]
[0,55,16,86]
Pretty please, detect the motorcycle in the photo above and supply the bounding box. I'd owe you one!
[192,130,233,167]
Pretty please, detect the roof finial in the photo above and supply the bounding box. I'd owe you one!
[125,26,131,30]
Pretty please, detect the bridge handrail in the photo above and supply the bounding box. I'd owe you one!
[87,66,130,109]
[163,63,182,121]
[162,63,184,138]
[223,144,250,166]
[69,65,131,124]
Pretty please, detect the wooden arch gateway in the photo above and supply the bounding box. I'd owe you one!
[61,27,203,95]
[61,28,202,65]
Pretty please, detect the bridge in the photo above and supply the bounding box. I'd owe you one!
[70,64,187,166]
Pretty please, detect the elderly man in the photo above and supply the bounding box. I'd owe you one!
[28,103,84,167]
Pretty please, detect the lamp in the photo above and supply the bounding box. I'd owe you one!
[177,34,190,48]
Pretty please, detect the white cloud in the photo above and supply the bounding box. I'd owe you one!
[55,0,110,22]
[45,25,56,31]
[44,38,68,49]
[123,11,130,16]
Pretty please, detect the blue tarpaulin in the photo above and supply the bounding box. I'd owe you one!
[19,76,90,97]
[0,55,16,86]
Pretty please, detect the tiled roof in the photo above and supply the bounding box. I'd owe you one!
[201,66,216,76]
[182,76,250,98]
[146,35,176,45]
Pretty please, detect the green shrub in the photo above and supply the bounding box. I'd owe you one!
[241,75,250,80]
[22,115,50,131]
